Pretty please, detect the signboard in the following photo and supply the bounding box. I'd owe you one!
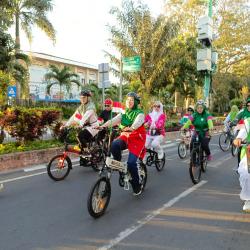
[122,56,141,72]
[98,63,111,88]
[7,86,17,97]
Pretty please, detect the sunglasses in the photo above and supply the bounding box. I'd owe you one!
[105,105,111,107]
[247,104,250,107]
[154,105,160,108]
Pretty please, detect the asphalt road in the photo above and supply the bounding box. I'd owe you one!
[0,134,250,250]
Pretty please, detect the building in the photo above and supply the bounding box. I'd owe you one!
[25,51,98,102]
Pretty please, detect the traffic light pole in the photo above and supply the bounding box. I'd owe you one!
[203,0,213,107]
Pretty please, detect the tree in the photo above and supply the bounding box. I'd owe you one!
[45,65,80,102]
[106,0,178,93]
[2,0,56,49]
[0,29,30,98]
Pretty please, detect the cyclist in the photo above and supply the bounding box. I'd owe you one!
[179,106,194,126]
[233,117,250,212]
[224,105,239,132]
[182,100,214,161]
[145,101,166,159]
[99,92,146,195]
[231,98,250,167]
[60,90,99,153]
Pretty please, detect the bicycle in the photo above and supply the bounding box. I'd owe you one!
[178,129,192,159]
[189,130,209,184]
[219,124,235,152]
[87,130,147,218]
[145,148,165,171]
[47,127,106,181]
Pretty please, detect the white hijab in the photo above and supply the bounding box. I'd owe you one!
[149,101,163,126]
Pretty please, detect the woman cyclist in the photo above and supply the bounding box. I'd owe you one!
[182,100,214,161]
[99,92,146,195]
[60,90,99,154]
[145,101,166,159]
[234,117,250,212]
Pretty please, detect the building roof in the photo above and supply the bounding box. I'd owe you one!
[23,51,98,70]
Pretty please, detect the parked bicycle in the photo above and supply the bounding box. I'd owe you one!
[87,128,147,218]
[178,129,192,159]
[189,130,209,184]
[47,127,106,181]
[145,148,165,171]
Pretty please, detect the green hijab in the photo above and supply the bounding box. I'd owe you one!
[229,105,239,121]
[120,99,143,128]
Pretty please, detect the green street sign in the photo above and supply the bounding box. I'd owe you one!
[122,56,141,72]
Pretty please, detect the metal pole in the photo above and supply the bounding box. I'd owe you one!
[119,57,123,103]
[204,0,213,107]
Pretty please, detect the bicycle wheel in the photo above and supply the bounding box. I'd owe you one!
[47,154,72,181]
[219,132,230,151]
[178,142,187,159]
[87,177,111,218]
[138,162,147,191]
[231,144,238,157]
[189,148,202,184]
[155,153,165,171]
[201,150,207,173]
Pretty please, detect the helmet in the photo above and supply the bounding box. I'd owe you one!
[196,99,205,106]
[104,98,113,105]
[126,92,140,103]
[80,89,92,97]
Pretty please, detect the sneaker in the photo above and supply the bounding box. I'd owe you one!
[133,184,142,196]
[243,200,250,212]
[157,151,164,160]
[0,183,4,192]
[207,155,212,161]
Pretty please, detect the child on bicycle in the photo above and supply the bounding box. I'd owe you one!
[145,101,166,159]
[233,117,250,212]
[60,90,99,153]
[181,100,213,161]
[98,92,146,195]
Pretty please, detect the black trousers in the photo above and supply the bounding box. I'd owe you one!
[190,135,211,156]
[77,129,93,147]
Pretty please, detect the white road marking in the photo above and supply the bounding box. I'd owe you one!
[1,171,47,183]
[98,180,207,250]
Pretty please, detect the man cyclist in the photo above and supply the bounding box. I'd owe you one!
[99,92,146,195]
[179,106,194,126]
[182,100,214,161]
[60,90,99,160]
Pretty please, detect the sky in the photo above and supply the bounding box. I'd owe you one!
[18,0,165,67]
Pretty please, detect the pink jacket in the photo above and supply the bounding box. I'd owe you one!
[145,113,166,136]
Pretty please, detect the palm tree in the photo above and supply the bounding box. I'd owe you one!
[0,29,30,98]
[44,65,81,103]
[4,0,56,49]
[106,0,178,93]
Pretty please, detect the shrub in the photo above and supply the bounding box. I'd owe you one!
[0,107,61,142]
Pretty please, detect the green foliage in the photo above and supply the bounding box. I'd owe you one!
[0,30,30,98]
[0,107,61,142]
[106,0,179,93]
[61,105,76,119]
[230,98,243,109]
[0,139,63,155]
